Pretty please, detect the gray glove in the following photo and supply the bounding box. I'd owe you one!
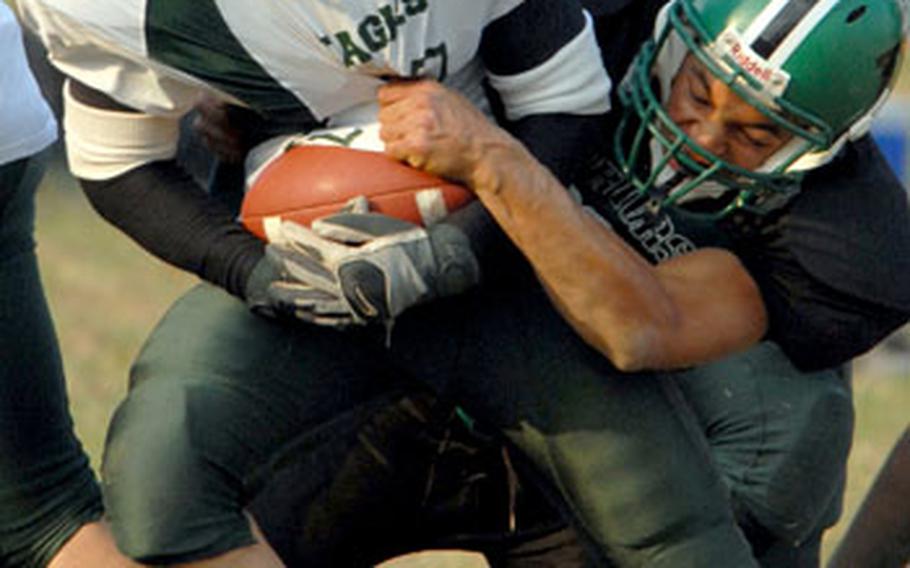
[244,244,354,325]
[246,210,481,329]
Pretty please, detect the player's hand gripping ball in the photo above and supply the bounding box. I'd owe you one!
[241,125,480,329]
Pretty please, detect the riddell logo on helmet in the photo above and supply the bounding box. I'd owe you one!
[729,43,774,82]
[715,29,790,97]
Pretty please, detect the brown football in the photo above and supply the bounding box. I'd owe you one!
[240,145,474,241]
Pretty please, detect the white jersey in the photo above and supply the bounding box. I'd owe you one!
[0,3,56,166]
[20,0,610,178]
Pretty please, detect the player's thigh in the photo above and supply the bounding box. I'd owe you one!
[103,283,404,557]
[123,282,399,463]
[390,278,755,567]
[674,342,853,545]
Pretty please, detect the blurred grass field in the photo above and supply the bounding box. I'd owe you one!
[33,160,909,566]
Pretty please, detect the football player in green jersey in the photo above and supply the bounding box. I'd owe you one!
[19,0,910,566]
[311,0,907,565]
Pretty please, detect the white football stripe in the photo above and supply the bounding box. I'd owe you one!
[486,12,611,120]
[263,215,285,244]
[415,188,449,226]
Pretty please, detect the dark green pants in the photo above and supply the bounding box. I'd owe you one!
[102,272,850,567]
[0,154,103,567]
[248,388,588,567]
[249,350,850,568]
[674,344,852,566]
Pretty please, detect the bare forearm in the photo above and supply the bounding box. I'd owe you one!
[469,142,680,370]
[379,82,766,369]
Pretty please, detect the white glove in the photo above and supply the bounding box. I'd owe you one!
[251,203,480,329]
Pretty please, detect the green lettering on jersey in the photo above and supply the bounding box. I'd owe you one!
[359,15,388,51]
[329,0,428,68]
[410,43,448,81]
[307,127,364,147]
[378,5,405,41]
[335,31,372,66]
[401,0,428,17]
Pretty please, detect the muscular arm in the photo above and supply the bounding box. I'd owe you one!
[443,0,763,369]
[441,112,604,273]
[473,142,766,370]
[380,82,767,371]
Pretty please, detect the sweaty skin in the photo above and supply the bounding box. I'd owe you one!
[378,78,771,371]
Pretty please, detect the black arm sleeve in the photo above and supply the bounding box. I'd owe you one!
[742,137,910,371]
[80,160,264,299]
[479,0,586,76]
[748,249,908,371]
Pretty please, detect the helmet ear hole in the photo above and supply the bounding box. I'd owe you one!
[877,44,902,79]
[846,6,867,24]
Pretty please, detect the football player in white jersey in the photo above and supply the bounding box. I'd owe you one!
[18,1,625,566]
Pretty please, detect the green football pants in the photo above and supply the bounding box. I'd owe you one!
[0,154,103,567]
[674,344,852,566]
[101,269,849,567]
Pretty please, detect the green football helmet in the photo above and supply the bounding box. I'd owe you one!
[615,0,907,217]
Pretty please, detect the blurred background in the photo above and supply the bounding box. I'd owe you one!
[16,5,910,564]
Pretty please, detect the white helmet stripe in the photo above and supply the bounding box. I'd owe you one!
[751,0,822,57]
[768,0,839,66]
[741,0,804,47]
